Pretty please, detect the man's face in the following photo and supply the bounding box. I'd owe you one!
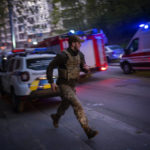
[72,42,81,51]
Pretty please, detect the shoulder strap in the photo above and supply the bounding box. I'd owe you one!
[63,50,72,60]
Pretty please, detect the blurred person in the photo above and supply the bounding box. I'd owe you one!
[46,35,98,139]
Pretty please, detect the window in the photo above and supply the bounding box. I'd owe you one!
[128,38,139,53]
[19,33,25,39]
[18,17,24,24]
[26,57,54,70]
[28,17,35,24]
[18,25,24,32]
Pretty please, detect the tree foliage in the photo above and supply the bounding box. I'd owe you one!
[101,0,150,44]
[50,0,150,44]
[1,0,150,44]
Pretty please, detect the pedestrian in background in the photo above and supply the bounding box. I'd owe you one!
[46,35,98,139]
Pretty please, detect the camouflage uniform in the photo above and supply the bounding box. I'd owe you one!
[47,35,98,138]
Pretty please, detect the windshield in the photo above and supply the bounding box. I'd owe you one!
[26,57,54,70]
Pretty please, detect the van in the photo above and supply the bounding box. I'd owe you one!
[120,22,150,74]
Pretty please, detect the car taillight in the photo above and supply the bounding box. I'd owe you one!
[20,71,30,81]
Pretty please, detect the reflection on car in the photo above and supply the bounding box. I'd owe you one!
[105,45,124,63]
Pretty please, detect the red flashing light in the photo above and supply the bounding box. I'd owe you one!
[101,67,107,71]
[12,49,25,53]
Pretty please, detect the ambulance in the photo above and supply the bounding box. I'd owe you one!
[120,22,150,74]
[33,31,108,72]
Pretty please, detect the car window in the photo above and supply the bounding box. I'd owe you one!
[128,38,139,53]
[26,57,54,70]
[109,46,122,50]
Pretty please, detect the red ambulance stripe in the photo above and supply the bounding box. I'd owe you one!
[123,51,150,58]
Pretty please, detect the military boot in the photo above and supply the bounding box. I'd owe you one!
[51,114,59,128]
[84,127,98,139]
[86,129,98,139]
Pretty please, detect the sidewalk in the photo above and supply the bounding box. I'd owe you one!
[0,98,91,150]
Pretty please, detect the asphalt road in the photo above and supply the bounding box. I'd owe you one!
[78,66,150,134]
[0,65,150,150]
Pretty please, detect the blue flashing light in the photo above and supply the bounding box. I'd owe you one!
[92,28,98,34]
[33,47,48,53]
[76,30,84,35]
[144,24,149,29]
[69,30,75,34]
[139,24,145,28]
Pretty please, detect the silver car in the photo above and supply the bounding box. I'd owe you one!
[105,45,124,63]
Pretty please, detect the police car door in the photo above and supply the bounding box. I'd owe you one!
[2,58,15,93]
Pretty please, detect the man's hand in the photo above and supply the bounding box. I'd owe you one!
[51,83,58,92]
[83,64,92,78]
[83,64,90,73]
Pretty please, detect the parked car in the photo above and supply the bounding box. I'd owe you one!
[105,45,124,63]
[0,51,58,112]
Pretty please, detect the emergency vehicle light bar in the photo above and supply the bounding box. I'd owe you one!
[12,49,25,53]
[139,23,150,29]
[68,28,99,36]
[12,47,49,55]
[33,47,48,52]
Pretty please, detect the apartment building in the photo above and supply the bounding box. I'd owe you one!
[0,0,52,51]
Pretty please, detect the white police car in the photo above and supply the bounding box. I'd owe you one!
[0,49,58,112]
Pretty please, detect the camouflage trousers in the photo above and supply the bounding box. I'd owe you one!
[55,84,90,132]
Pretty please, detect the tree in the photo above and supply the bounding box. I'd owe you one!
[50,0,150,44]
[50,0,65,35]
[101,0,150,44]
[1,0,150,45]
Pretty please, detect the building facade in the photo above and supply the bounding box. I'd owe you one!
[0,0,52,51]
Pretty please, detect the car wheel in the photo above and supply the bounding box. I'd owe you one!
[122,63,132,74]
[11,89,24,113]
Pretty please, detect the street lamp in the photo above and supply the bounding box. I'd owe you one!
[7,0,16,50]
